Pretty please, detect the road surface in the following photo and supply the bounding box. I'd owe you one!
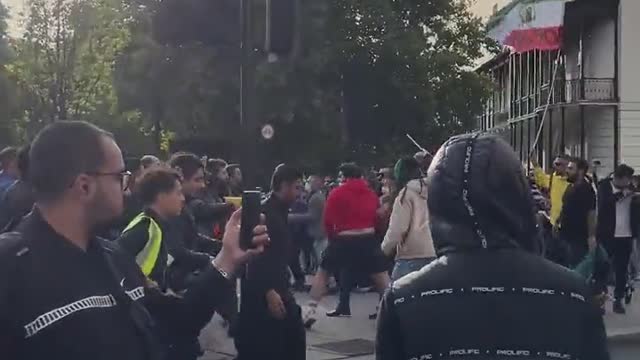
[200,289,640,360]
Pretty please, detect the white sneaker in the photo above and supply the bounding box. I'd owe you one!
[302,304,318,329]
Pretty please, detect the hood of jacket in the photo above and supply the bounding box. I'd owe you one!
[426,133,538,255]
[403,179,428,199]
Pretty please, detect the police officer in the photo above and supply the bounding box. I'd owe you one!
[0,121,269,360]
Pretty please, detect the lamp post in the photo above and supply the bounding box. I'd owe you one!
[240,0,257,188]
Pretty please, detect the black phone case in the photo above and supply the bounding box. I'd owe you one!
[240,191,261,250]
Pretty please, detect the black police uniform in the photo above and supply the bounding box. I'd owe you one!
[0,209,234,360]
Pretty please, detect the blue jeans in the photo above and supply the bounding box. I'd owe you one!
[391,258,435,281]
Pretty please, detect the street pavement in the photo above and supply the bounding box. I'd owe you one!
[199,289,640,360]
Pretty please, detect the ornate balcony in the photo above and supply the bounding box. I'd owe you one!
[564,78,616,102]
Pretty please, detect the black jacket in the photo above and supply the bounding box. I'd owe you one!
[167,201,222,290]
[241,194,293,303]
[376,134,609,360]
[116,209,171,290]
[170,203,215,269]
[186,195,233,243]
[0,209,233,360]
[596,178,640,241]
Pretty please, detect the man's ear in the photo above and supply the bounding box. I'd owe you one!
[72,174,94,198]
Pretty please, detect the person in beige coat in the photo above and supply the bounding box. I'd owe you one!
[381,157,436,280]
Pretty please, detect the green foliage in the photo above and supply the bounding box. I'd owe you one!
[0,0,9,63]
[0,0,20,146]
[4,0,154,152]
[323,0,493,164]
[3,0,493,170]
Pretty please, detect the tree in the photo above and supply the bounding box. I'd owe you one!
[247,0,494,168]
[320,0,493,164]
[113,0,493,171]
[112,0,243,154]
[5,0,156,153]
[0,0,9,63]
[0,0,21,146]
[1,0,494,169]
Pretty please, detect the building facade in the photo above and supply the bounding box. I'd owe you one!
[478,0,639,177]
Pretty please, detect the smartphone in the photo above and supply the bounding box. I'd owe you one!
[240,190,262,250]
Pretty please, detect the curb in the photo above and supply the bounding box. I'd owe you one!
[607,327,640,343]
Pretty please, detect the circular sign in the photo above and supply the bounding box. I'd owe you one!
[261,124,275,140]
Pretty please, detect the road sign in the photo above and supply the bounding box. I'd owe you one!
[261,124,275,140]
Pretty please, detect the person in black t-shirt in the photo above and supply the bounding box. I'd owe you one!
[559,158,597,267]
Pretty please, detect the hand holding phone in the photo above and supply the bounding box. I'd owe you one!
[213,204,269,276]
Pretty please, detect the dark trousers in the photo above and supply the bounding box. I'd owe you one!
[290,230,316,278]
[544,229,569,266]
[289,240,306,284]
[603,237,633,300]
[236,297,306,360]
[300,235,317,273]
[336,268,355,311]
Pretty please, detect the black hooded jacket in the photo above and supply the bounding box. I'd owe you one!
[376,134,609,360]
[0,209,233,360]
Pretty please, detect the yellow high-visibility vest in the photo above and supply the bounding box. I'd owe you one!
[123,213,163,277]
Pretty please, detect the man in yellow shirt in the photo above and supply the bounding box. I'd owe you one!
[531,155,570,227]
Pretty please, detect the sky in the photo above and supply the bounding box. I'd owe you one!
[4,0,23,36]
[470,0,512,19]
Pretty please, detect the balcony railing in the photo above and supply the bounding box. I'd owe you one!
[481,78,616,129]
[565,78,616,102]
[538,78,615,107]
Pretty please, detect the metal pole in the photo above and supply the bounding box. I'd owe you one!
[240,0,250,127]
[548,109,554,169]
[527,117,531,168]
[561,107,566,152]
[580,105,586,158]
[520,122,524,162]
[240,0,257,188]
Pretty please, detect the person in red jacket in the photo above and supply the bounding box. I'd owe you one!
[303,163,390,328]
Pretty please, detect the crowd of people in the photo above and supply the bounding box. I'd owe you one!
[531,154,640,315]
[0,120,635,360]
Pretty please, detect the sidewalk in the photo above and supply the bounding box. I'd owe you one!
[605,292,640,342]
[199,292,378,360]
[199,291,640,360]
